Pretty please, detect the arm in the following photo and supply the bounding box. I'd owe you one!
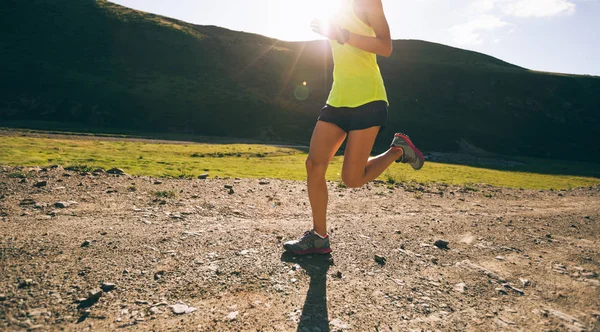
[346,0,393,57]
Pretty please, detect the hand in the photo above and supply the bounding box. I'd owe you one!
[311,18,339,40]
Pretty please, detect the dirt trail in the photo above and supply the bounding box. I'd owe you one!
[1,166,599,331]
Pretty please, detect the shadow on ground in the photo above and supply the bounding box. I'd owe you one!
[281,252,333,332]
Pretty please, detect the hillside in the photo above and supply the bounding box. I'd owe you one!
[1,0,599,161]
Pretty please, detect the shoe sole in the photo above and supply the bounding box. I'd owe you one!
[285,247,332,255]
[393,133,425,170]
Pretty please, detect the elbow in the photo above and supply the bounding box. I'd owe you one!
[380,42,393,57]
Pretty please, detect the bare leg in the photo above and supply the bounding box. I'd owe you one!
[306,121,347,236]
[341,127,403,188]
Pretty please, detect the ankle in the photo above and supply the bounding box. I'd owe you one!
[313,229,328,238]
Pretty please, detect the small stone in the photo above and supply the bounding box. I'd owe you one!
[81,240,91,247]
[226,311,239,321]
[0,294,7,301]
[519,278,531,287]
[290,278,298,283]
[33,181,47,188]
[154,180,162,185]
[238,250,249,256]
[258,180,270,185]
[330,318,351,330]
[92,168,105,174]
[495,256,505,261]
[135,299,150,305]
[395,230,402,234]
[496,287,508,295]
[55,202,70,209]
[198,173,209,179]
[149,307,161,315]
[107,168,125,175]
[101,283,116,292]
[335,271,343,279]
[18,279,34,288]
[20,198,36,206]
[374,255,387,265]
[87,288,103,301]
[154,271,165,280]
[434,239,449,249]
[170,303,197,315]
[224,184,234,189]
[228,188,234,195]
[454,282,467,293]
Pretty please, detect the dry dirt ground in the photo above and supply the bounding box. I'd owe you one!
[0,166,599,331]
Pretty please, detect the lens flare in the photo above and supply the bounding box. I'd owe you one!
[294,84,310,101]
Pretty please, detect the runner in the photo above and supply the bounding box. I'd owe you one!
[284,0,425,255]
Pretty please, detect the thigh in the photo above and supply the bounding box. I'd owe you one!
[308,121,347,164]
[342,126,380,175]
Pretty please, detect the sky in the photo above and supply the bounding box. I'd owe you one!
[109,0,599,76]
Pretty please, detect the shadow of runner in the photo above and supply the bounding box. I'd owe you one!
[281,252,333,332]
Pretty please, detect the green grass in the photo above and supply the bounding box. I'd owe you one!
[1,136,599,190]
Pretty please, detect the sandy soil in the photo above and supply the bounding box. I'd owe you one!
[0,166,599,331]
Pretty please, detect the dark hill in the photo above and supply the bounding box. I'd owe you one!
[1,0,599,161]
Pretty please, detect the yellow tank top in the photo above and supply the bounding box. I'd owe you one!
[326,0,388,107]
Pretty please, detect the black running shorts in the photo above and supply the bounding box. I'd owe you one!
[317,100,388,133]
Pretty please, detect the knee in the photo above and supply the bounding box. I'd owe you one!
[341,172,364,188]
[305,157,328,176]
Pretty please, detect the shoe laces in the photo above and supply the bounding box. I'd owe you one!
[298,230,313,244]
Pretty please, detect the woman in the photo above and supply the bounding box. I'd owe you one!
[284,0,424,255]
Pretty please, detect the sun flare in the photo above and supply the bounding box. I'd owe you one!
[265,0,343,41]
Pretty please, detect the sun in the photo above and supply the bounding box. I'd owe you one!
[265,0,342,41]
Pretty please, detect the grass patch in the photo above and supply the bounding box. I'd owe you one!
[1,136,599,190]
[8,171,27,179]
[64,165,95,173]
[154,190,177,199]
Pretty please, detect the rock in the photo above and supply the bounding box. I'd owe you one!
[81,240,91,247]
[100,283,116,292]
[395,230,402,234]
[502,283,525,295]
[149,307,161,315]
[33,181,47,188]
[55,202,70,209]
[154,180,162,185]
[135,299,150,305]
[454,282,467,293]
[519,278,531,287]
[18,279,34,288]
[228,188,235,195]
[198,173,209,179]
[335,271,343,279]
[170,303,197,315]
[20,198,36,206]
[154,271,165,280]
[374,255,387,265]
[92,168,105,174]
[238,250,249,256]
[87,288,103,301]
[434,239,449,249]
[259,180,270,185]
[224,184,234,189]
[0,294,6,301]
[496,287,509,295]
[107,168,125,175]
[495,256,505,261]
[226,311,239,321]
[330,318,351,330]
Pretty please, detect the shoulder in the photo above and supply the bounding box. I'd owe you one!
[355,0,384,12]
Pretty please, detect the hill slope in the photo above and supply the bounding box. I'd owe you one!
[1,0,599,161]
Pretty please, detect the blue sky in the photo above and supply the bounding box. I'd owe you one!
[110,0,599,76]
